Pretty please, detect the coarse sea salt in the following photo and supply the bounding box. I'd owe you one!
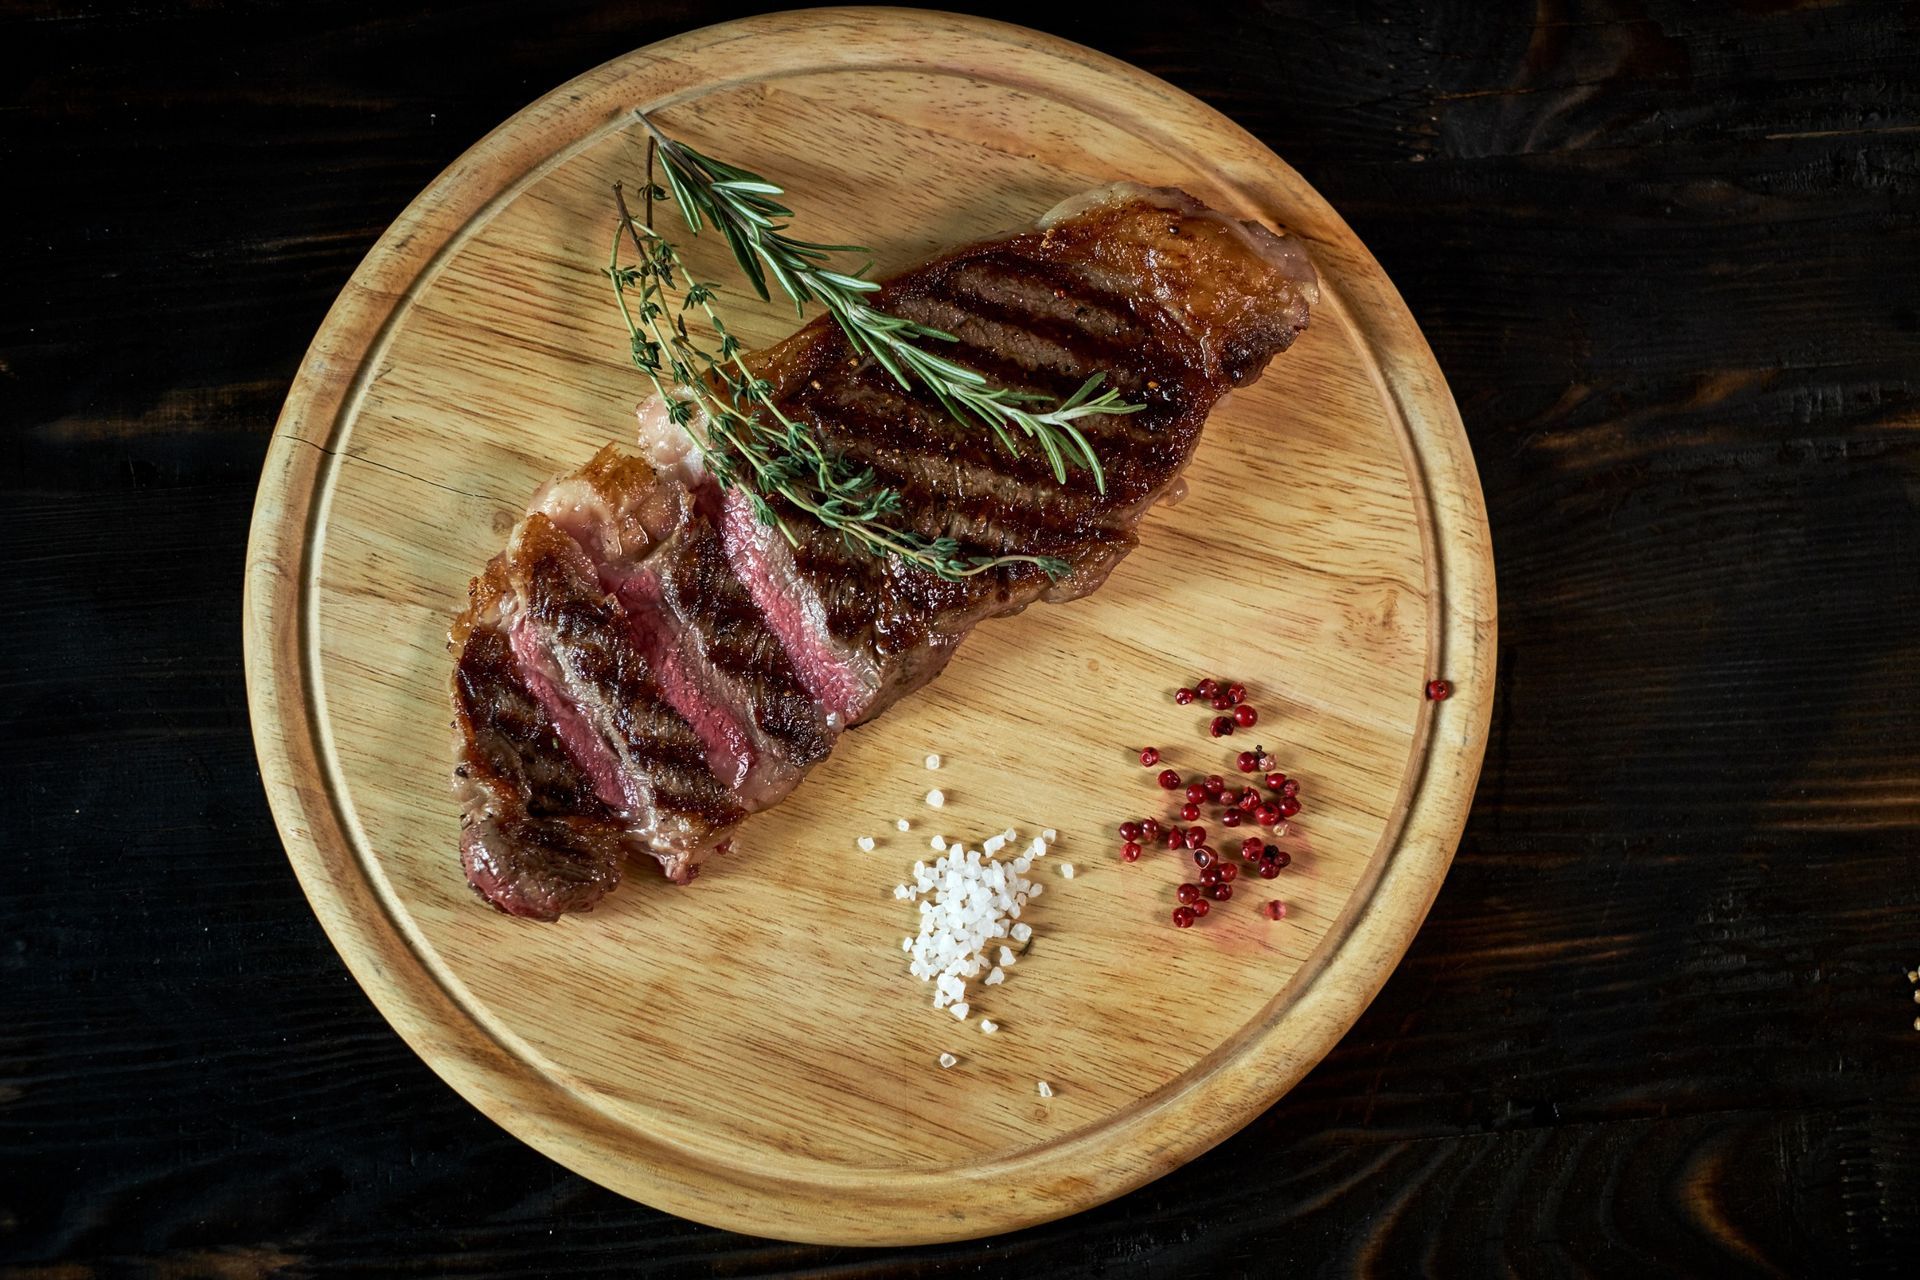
[939,1053,957,1069]
[925,788,945,808]
[925,753,942,770]
[857,836,876,852]
[1037,1080,1054,1097]
[980,1020,999,1034]
[899,824,1050,1020]
[896,818,911,832]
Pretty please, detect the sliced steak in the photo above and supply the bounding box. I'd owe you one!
[450,562,630,920]
[529,447,829,804]
[504,512,745,874]
[451,506,748,915]
[456,181,1318,917]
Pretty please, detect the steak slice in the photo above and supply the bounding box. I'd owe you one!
[452,503,748,915]
[455,182,1318,917]
[529,448,832,802]
[451,562,629,920]
[503,512,747,863]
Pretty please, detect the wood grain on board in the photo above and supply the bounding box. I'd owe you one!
[8,0,1919,1273]
[241,8,1491,1244]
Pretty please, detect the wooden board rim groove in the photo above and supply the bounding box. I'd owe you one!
[243,6,1497,1245]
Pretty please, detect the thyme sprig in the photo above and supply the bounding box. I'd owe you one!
[634,110,1139,492]
[608,182,1070,582]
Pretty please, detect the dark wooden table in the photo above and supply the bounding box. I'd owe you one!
[8,2,1919,1273]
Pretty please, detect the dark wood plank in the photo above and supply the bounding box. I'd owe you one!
[5,0,1919,1274]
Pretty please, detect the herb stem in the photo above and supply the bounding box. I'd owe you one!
[634,109,1141,492]
[607,183,1067,581]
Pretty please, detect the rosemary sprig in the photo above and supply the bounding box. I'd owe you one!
[608,183,1070,582]
[633,110,1140,492]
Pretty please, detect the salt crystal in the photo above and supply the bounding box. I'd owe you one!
[926,788,945,808]
[980,1020,999,1034]
[897,818,911,832]
[925,753,942,770]
[938,1053,957,1069]
[1036,1080,1054,1097]
[1059,863,1075,879]
[1042,828,1057,843]
[895,808,1060,1024]
[893,885,910,899]
[858,836,876,852]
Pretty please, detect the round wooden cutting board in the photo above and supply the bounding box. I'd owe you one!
[243,7,1494,1246]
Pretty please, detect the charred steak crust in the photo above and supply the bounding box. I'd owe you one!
[740,185,1316,718]
[451,563,629,920]
[662,509,834,770]
[453,183,1317,918]
[508,514,743,824]
[454,613,612,822]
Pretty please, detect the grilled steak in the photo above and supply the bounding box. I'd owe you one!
[452,183,1318,919]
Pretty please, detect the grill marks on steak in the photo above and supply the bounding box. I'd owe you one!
[732,186,1317,716]
[452,454,833,915]
[453,573,612,821]
[658,510,835,776]
[454,182,1318,917]
[534,447,831,801]
[451,564,629,920]
[451,503,747,915]
[507,514,745,861]
[712,486,882,725]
